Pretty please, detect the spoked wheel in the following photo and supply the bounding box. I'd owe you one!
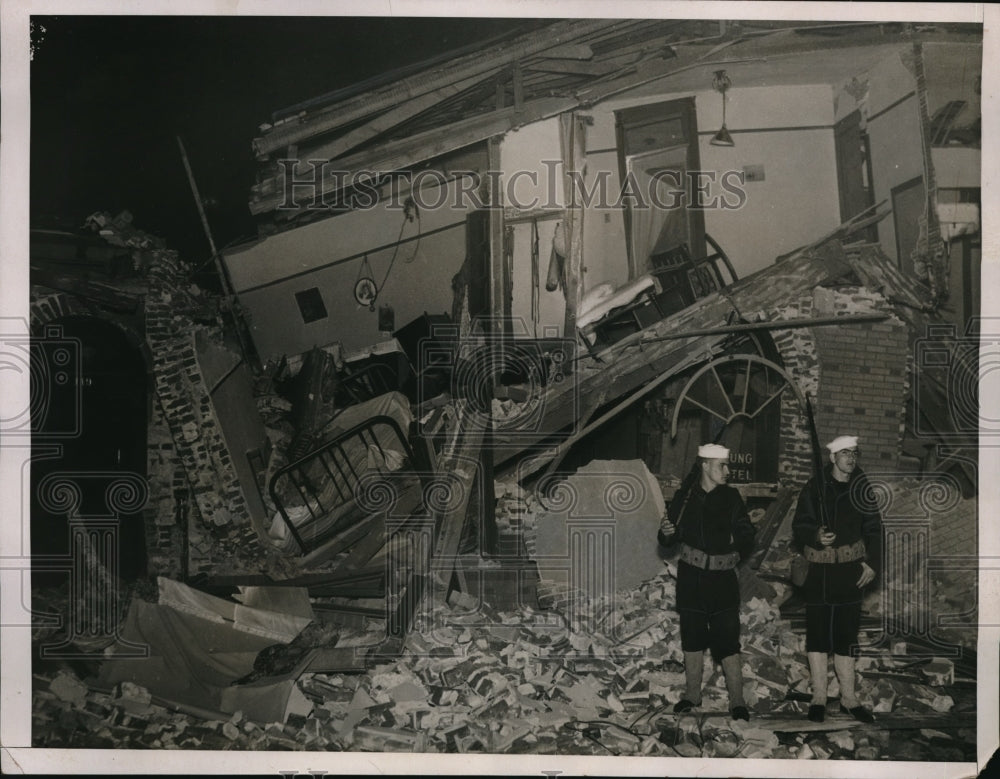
[670,352,804,438]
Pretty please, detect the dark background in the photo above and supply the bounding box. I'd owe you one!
[29,15,539,271]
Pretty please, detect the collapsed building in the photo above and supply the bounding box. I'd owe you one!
[28,19,982,761]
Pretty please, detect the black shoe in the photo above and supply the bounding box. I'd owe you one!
[731,705,750,721]
[807,704,826,722]
[673,699,697,713]
[840,704,874,723]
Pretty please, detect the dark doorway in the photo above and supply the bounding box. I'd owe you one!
[834,110,877,242]
[31,316,149,585]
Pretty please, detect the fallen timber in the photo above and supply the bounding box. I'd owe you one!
[491,239,898,474]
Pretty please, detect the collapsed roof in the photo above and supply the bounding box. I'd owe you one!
[247,18,981,221]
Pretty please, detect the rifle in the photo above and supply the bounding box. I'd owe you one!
[804,394,829,532]
[658,427,726,547]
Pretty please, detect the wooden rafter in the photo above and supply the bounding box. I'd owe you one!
[250,95,576,214]
[301,71,496,164]
[252,19,618,157]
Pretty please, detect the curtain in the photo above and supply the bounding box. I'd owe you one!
[626,144,688,275]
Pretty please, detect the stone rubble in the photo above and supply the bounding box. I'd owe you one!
[30,479,976,760]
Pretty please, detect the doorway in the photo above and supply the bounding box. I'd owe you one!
[616,97,706,278]
[31,316,149,585]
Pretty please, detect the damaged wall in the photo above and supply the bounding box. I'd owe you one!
[772,286,909,485]
[144,399,187,580]
[582,83,841,284]
[195,331,269,535]
[224,159,484,361]
[811,286,909,468]
[146,250,268,577]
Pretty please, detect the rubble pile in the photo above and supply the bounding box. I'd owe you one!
[29,452,976,759]
[31,548,975,759]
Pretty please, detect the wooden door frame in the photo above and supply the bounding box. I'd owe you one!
[615,97,704,278]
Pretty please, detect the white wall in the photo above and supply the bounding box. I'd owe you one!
[496,81,842,303]
[698,85,840,278]
[224,176,473,361]
[501,119,569,336]
[837,49,923,265]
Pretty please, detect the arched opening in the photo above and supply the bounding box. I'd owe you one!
[669,331,798,488]
[31,315,149,585]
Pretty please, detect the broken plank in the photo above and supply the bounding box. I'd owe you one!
[301,514,385,567]
[641,313,890,341]
[539,43,595,60]
[430,403,487,604]
[291,71,493,167]
[252,19,613,156]
[524,60,616,77]
[746,487,796,571]
[250,96,577,214]
[31,267,141,313]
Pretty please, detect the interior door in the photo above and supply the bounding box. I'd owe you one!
[834,109,877,242]
[616,98,705,278]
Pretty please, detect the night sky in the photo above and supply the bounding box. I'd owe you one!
[29,15,539,265]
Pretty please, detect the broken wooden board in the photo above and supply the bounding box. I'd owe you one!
[429,403,488,604]
[251,19,613,156]
[657,710,976,734]
[494,246,855,469]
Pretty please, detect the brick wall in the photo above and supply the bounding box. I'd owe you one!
[811,287,909,469]
[770,296,820,488]
[144,399,186,579]
[28,289,173,581]
[29,289,88,327]
[145,249,267,577]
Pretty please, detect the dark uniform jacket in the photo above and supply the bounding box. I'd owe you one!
[666,481,755,614]
[792,464,883,604]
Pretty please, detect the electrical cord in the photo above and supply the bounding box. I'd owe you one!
[372,197,420,307]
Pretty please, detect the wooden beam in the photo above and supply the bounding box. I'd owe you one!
[250,96,576,215]
[642,313,891,341]
[503,206,566,224]
[524,60,617,77]
[430,403,487,606]
[512,62,524,113]
[303,72,492,164]
[252,19,617,156]
[560,112,586,341]
[487,137,508,329]
[541,43,595,60]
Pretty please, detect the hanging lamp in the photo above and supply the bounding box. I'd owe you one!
[710,69,735,147]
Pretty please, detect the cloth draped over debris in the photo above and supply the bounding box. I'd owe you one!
[95,578,314,724]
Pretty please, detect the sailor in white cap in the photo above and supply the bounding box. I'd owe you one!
[660,442,756,721]
[791,434,883,724]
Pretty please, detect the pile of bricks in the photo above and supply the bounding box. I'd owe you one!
[31,535,975,759]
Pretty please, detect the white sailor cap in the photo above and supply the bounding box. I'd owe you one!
[698,443,730,460]
[826,435,859,453]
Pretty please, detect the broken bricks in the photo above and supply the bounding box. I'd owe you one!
[30,533,977,759]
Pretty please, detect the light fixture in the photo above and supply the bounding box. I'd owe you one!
[710,69,735,147]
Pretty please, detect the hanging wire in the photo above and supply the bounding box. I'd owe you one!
[372,196,420,307]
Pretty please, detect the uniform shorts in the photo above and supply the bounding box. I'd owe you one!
[805,601,862,656]
[679,606,741,662]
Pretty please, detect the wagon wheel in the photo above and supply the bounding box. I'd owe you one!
[669,353,804,438]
